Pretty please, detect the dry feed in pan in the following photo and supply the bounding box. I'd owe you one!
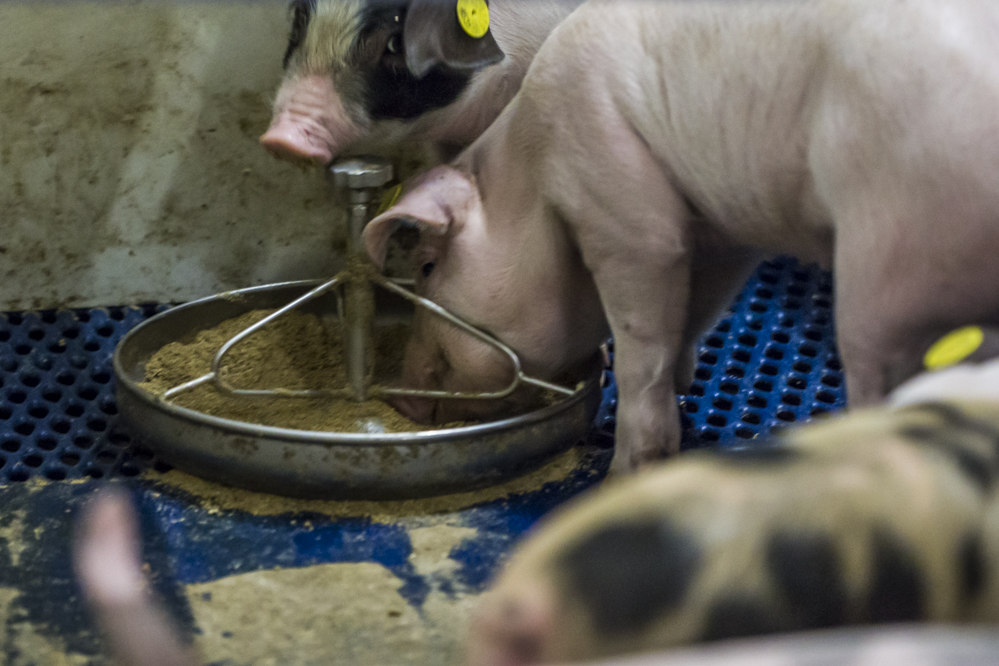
[141,310,427,433]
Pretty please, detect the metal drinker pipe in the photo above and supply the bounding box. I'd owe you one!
[331,158,393,401]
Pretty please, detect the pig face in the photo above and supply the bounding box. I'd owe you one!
[364,166,528,423]
[261,0,505,165]
[363,164,607,423]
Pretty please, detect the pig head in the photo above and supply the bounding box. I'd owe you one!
[260,0,584,165]
[363,163,608,423]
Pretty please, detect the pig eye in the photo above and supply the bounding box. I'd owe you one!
[386,34,402,55]
[421,262,436,278]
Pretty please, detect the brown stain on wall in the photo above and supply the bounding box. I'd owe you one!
[0,4,412,311]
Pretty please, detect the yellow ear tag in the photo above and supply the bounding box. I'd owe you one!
[457,0,490,39]
[376,184,402,216]
[924,326,985,370]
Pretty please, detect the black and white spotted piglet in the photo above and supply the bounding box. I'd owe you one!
[468,399,999,665]
[260,0,584,165]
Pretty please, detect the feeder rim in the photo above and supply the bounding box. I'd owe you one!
[112,278,602,447]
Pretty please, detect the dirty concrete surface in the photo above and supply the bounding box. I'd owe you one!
[0,442,611,665]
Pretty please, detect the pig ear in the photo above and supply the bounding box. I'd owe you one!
[403,0,505,79]
[363,166,476,268]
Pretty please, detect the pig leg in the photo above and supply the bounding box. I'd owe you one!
[542,108,696,472]
[566,182,695,472]
[598,256,691,474]
[821,147,999,406]
[674,249,764,389]
[831,222,955,407]
[811,49,999,406]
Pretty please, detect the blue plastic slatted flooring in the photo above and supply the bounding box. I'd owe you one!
[0,257,849,664]
[0,304,173,483]
[0,257,845,485]
[595,257,845,449]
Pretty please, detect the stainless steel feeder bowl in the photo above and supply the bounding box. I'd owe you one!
[113,280,602,500]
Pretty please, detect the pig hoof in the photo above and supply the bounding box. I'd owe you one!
[608,453,649,477]
[608,446,675,477]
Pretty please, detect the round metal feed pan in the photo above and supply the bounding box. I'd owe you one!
[113,280,602,500]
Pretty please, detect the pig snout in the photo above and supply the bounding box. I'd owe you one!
[386,331,445,424]
[260,75,363,166]
[387,320,524,425]
[389,394,437,424]
[466,584,558,666]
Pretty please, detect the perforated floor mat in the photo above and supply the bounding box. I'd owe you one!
[0,257,845,484]
[0,304,173,484]
[596,256,845,449]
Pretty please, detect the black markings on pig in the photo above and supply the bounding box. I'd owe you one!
[700,596,786,642]
[361,3,475,121]
[917,402,999,450]
[560,519,702,636]
[283,0,317,69]
[901,423,994,491]
[960,531,987,601]
[282,0,474,121]
[767,532,848,629]
[899,402,999,491]
[365,64,472,120]
[865,529,926,622]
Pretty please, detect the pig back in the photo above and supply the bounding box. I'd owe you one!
[512,0,834,260]
[485,401,999,661]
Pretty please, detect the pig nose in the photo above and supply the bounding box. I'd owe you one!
[388,395,437,424]
[468,594,552,666]
[259,122,333,166]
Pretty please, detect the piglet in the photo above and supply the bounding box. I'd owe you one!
[260,0,585,165]
[467,388,999,664]
[364,0,999,472]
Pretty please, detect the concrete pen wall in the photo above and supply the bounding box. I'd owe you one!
[0,0,381,311]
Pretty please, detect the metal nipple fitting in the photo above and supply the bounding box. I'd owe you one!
[330,157,394,402]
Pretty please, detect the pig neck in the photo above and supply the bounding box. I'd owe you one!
[464,143,607,380]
